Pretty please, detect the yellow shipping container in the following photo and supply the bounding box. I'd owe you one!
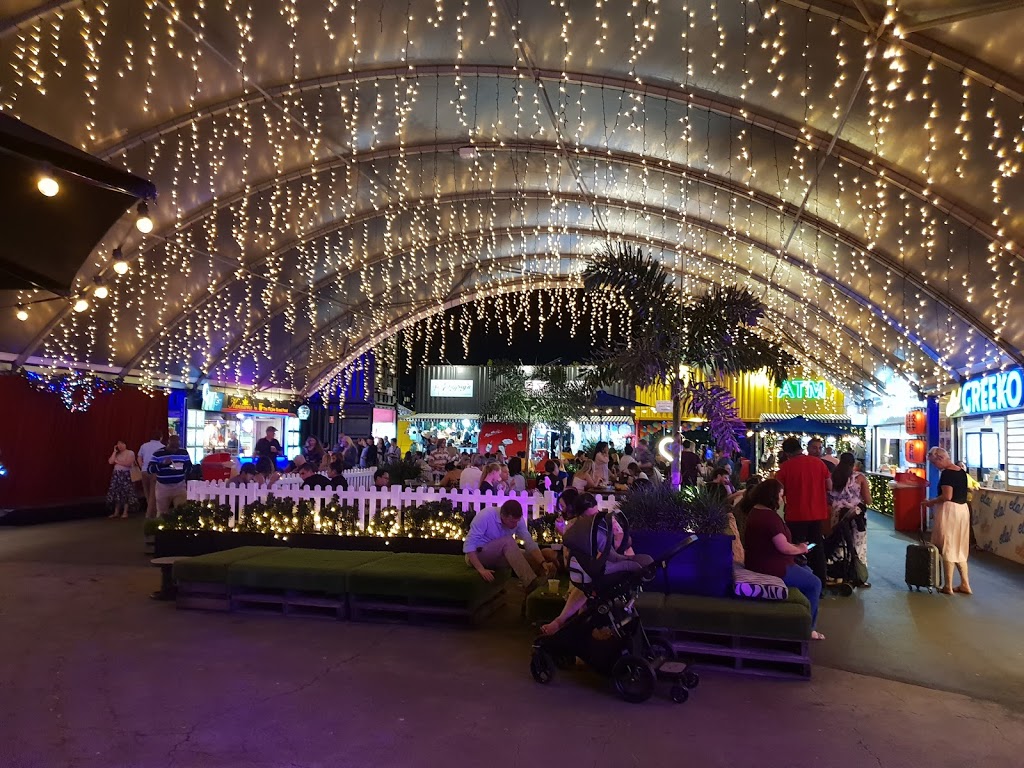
[635,368,845,422]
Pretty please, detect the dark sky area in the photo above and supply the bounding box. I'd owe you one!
[395,291,609,401]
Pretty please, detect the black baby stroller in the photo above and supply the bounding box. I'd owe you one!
[529,510,701,703]
[823,505,866,596]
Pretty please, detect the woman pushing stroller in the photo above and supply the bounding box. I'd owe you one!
[540,493,652,635]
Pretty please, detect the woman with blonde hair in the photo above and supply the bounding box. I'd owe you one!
[571,458,596,491]
[923,447,973,595]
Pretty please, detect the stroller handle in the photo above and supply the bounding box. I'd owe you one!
[648,533,700,571]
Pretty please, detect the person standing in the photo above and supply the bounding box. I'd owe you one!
[136,431,165,519]
[775,436,832,588]
[254,427,281,465]
[107,440,136,519]
[385,437,401,464]
[923,447,973,595]
[148,435,193,517]
[829,452,872,588]
[592,441,610,486]
[679,439,701,486]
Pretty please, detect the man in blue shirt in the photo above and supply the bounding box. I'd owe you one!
[464,500,558,589]
[148,435,193,517]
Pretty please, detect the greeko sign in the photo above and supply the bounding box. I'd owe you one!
[959,367,1024,416]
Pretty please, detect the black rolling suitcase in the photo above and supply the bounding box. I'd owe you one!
[905,504,941,593]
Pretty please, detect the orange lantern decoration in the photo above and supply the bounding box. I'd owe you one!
[905,410,926,436]
[907,466,927,480]
[904,439,927,464]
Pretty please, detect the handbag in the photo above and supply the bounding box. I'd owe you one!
[130,465,143,483]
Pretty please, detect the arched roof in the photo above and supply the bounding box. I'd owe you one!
[3,0,1024,397]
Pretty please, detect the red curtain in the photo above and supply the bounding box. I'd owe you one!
[0,375,168,508]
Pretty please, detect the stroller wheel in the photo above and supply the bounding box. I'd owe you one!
[530,650,556,685]
[684,670,700,689]
[670,684,689,704]
[611,654,656,703]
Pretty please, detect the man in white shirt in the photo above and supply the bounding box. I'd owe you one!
[464,500,557,588]
[137,431,165,519]
[618,444,636,474]
[459,454,485,491]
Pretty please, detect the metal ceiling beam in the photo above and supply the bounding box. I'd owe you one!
[902,1,1024,34]
[244,227,908,392]
[298,267,883,399]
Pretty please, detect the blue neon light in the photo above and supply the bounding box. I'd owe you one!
[960,367,1024,416]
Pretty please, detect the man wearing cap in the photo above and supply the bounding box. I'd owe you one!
[254,427,282,464]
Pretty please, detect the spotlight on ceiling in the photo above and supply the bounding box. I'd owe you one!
[15,305,28,322]
[135,201,153,233]
[112,248,129,275]
[37,173,59,197]
[93,279,109,300]
[73,297,90,313]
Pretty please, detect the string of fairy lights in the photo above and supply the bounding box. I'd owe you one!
[1,0,1023,400]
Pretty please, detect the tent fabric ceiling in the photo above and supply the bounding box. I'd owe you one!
[1,0,1023,398]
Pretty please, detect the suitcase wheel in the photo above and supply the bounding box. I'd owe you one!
[928,588,933,593]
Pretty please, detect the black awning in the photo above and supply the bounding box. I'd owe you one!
[0,113,156,293]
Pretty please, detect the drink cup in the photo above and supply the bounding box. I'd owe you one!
[548,579,560,594]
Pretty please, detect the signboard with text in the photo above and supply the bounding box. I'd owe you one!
[430,379,474,398]
[957,367,1024,417]
[777,379,826,400]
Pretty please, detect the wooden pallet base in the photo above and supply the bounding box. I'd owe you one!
[176,581,506,625]
[349,587,507,626]
[649,627,811,679]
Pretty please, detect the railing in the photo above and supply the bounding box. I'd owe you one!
[185,479,618,529]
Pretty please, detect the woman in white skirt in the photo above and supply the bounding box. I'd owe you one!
[923,447,973,595]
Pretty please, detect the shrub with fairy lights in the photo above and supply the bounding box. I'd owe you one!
[364,499,470,540]
[159,499,232,532]
[528,513,560,545]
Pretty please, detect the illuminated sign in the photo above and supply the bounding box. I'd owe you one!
[777,379,826,400]
[430,379,474,398]
[960,367,1024,416]
[296,405,311,421]
[222,395,293,416]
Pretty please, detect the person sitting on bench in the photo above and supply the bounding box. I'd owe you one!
[464,499,558,590]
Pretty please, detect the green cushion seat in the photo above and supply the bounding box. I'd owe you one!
[226,549,392,594]
[173,546,283,583]
[636,590,812,641]
[347,553,509,605]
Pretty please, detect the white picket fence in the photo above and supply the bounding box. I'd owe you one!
[185,479,618,530]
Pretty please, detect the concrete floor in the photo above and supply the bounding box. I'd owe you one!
[1,516,1023,768]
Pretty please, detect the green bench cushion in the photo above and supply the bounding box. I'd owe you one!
[347,553,509,604]
[637,590,812,641]
[226,549,393,594]
[173,546,284,583]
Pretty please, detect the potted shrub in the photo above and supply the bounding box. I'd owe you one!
[618,484,734,597]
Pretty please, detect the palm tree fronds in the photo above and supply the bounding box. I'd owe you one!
[680,382,744,455]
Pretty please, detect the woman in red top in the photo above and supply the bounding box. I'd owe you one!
[741,479,824,640]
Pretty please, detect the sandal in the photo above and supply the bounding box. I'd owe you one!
[811,630,826,641]
[940,588,954,595]
[953,586,973,595]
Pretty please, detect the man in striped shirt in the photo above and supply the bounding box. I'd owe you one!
[148,435,193,517]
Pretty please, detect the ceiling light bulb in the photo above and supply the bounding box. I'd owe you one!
[112,248,129,274]
[73,297,90,313]
[135,201,153,233]
[16,306,28,321]
[94,283,109,300]
[37,174,59,197]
